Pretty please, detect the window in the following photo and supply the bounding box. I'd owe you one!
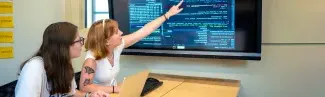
[86,0,110,28]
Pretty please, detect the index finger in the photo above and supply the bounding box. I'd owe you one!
[176,0,184,7]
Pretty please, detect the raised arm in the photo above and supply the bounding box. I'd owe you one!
[122,0,184,48]
[79,58,116,93]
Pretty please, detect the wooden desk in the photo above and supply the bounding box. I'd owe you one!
[144,80,183,97]
[162,82,239,97]
[110,73,239,97]
[110,93,119,97]
[110,79,183,97]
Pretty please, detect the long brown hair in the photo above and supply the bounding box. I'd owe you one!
[85,19,118,60]
[19,22,77,95]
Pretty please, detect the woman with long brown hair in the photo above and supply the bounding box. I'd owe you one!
[15,22,109,97]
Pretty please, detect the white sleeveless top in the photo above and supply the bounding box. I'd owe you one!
[15,56,76,97]
[85,39,125,86]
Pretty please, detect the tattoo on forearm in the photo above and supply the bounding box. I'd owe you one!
[84,66,95,74]
[84,79,91,86]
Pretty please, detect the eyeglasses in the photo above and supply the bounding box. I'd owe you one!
[72,37,85,45]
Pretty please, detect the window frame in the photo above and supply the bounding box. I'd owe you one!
[85,0,110,28]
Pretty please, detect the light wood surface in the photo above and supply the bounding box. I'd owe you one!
[162,82,239,97]
[110,93,118,97]
[109,73,239,97]
[110,79,183,97]
[144,80,183,97]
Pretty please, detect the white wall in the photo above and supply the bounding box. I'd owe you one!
[262,0,325,43]
[0,0,64,85]
[1,0,325,97]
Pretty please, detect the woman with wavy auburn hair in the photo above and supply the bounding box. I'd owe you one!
[79,0,184,94]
